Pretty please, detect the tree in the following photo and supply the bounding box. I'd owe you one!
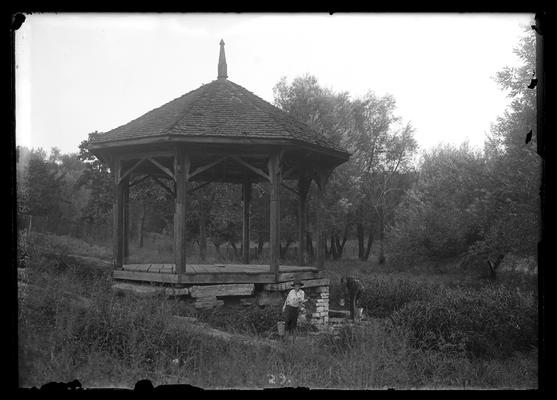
[77,133,114,230]
[23,148,67,220]
[387,29,540,277]
[465,29,540,274]
[387,142,488,264]
[273,75,356,261]
[348,92,418,263]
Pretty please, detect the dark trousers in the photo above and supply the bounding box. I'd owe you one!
[284,305,299,332]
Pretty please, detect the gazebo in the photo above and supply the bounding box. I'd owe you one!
[89,40,349,314]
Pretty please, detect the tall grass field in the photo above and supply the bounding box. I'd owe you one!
[18,233,538,389]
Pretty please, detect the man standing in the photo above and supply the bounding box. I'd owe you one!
[341,276,364,322]
[282,280,306,343]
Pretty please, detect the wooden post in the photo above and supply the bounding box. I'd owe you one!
[242,180,251,264]
[297,174,311,266]
[174,148,189,274]
[122,176,130,263]
[315,169,330,268]
[112,157,124,269]
[268,153,281,282]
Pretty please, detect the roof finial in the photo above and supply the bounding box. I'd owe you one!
[218,39,228,79]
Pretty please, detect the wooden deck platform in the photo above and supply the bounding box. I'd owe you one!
[113,263,324,285]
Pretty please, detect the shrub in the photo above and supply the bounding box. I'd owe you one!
[359,276,445,318]
[317,324,366,355]
[391,285,537,358]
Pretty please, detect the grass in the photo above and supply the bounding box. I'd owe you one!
[17,233,538,389]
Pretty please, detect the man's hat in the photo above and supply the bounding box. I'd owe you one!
[292,280,304,287]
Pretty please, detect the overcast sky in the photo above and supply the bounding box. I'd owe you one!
[15,13,533,155]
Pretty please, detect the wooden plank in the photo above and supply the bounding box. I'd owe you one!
[119,158,146,183]
[151,176,175,197]
[174,148,188,274]
[146,264,161,273]
[113,270,180,284]
[268,153,281,281]
[129,174,150,188]
[278,271,324,282]
[112,157,124,269]
[160,264,175,274]
[187,181,212,194]
[231,156,270,181]
[178,273,277,284]
[135,264,152,272]
[190,283,254,298]
[147,157,175,179]
[112,282,165,297]
[123,177,130,263]
[263,278,330,291]
[280,182,298,195]
[189,156,229,179]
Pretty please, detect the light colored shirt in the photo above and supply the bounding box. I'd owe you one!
[284,289,305,309]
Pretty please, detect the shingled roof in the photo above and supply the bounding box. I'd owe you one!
[91,41,348,157]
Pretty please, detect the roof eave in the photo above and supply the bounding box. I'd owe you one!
[88,134,350,163]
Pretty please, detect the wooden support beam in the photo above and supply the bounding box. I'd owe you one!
[282,165,298,180]
[112,157,124,269]
[119,158,146,183]
[129,174,150,188]
[297,174,311,266]
[151,175,175,197]
[123,176,130,262]
[189,156,229,180]
[187,181,212,194]
[174,149,189,274]
[231,156,270,181]
[147,157,175,180]
[242,180,251,265]
[280,182,299,196]
[268,153,281,282]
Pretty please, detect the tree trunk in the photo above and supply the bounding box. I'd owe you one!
[329,231,338,260]
[229,242,239,259]
[363,230,373,261]
[257,234,265,257]
[357,223,365,260]
[487,254,505,281]
[306,231,314,260]
[378,207,386,264]
[333,225,349,260]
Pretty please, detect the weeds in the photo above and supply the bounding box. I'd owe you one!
[18,233,538,389]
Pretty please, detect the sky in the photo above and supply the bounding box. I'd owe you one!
[15,13,534,155]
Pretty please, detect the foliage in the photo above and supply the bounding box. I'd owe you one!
[77,133,113,227]
[196,303,284,336]
[391,285,537,359]
[359,275,445,318]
